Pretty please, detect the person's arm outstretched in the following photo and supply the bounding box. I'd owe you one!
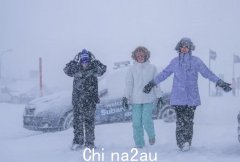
[197,58,232,92]
[143,60,174,93]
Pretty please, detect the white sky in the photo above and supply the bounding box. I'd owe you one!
[0,0,240,90]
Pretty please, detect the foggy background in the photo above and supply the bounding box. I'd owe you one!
[0,0,240,92]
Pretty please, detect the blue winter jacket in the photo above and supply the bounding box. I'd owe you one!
[154,53,219,106]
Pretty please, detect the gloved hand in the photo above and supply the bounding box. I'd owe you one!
[143,80,156,94]
[122,97,129,110]
[156,98,162,108]
[74,53,80,62]
[216,79,232,92]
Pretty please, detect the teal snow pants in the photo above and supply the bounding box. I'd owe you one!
[132,103,155,147]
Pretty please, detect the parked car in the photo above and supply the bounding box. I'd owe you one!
[238,112,240,143]
[23,66,176,131]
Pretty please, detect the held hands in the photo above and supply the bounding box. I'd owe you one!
[216,79,232,92]
[122,97,129,110]
[143,80,156,94]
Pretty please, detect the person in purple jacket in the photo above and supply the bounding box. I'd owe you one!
[143,37,232,151]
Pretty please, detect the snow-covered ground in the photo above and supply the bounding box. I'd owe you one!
[0,94,240,162]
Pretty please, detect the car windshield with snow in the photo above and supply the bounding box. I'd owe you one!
[23,65,176,131]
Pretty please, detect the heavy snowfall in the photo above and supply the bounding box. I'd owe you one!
[0,94,240,162]
[1,0,240,162]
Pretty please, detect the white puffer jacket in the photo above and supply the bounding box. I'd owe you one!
[124,61,162,104]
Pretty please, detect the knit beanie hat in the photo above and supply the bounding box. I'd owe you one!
[79,49,90,63]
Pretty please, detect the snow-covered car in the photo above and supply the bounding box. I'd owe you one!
[23,67,176,131]
[238,112,240,143]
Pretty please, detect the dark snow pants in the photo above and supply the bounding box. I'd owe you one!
[174,105,196,148]
[72,100,96,147]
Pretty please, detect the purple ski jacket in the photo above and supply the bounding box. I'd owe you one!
[154,53,219,106]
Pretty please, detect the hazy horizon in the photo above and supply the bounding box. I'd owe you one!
[1,0,240,91]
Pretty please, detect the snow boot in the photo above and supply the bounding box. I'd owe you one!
[85,143,96,150]
[149,138,155,145]
[180,142,190,152]
[71,144,83,151]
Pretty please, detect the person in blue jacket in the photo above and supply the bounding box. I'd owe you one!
[143,38,232,151]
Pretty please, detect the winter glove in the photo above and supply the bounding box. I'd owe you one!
[74,54,80,62]
[122,97,129,110]
[216,79,232,92]
[143,80,156,94]
[156,98,162,108]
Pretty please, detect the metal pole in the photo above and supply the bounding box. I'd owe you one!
[39,57,43,97]
[209,54,211,96]
[233,60,235,79]
[238,76,240,96]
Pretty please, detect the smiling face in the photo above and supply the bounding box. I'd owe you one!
[135,51,146,63]
[180,46,190,54]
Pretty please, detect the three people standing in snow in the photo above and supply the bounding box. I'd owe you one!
[64,38,231,152]
[122,46,162,148]
[143,37,232,151]
[64,49,106,150]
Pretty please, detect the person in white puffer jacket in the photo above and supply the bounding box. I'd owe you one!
[122,46,162,148]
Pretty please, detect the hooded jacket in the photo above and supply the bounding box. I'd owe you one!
[153,53,219,106]
[64,59,106,106]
